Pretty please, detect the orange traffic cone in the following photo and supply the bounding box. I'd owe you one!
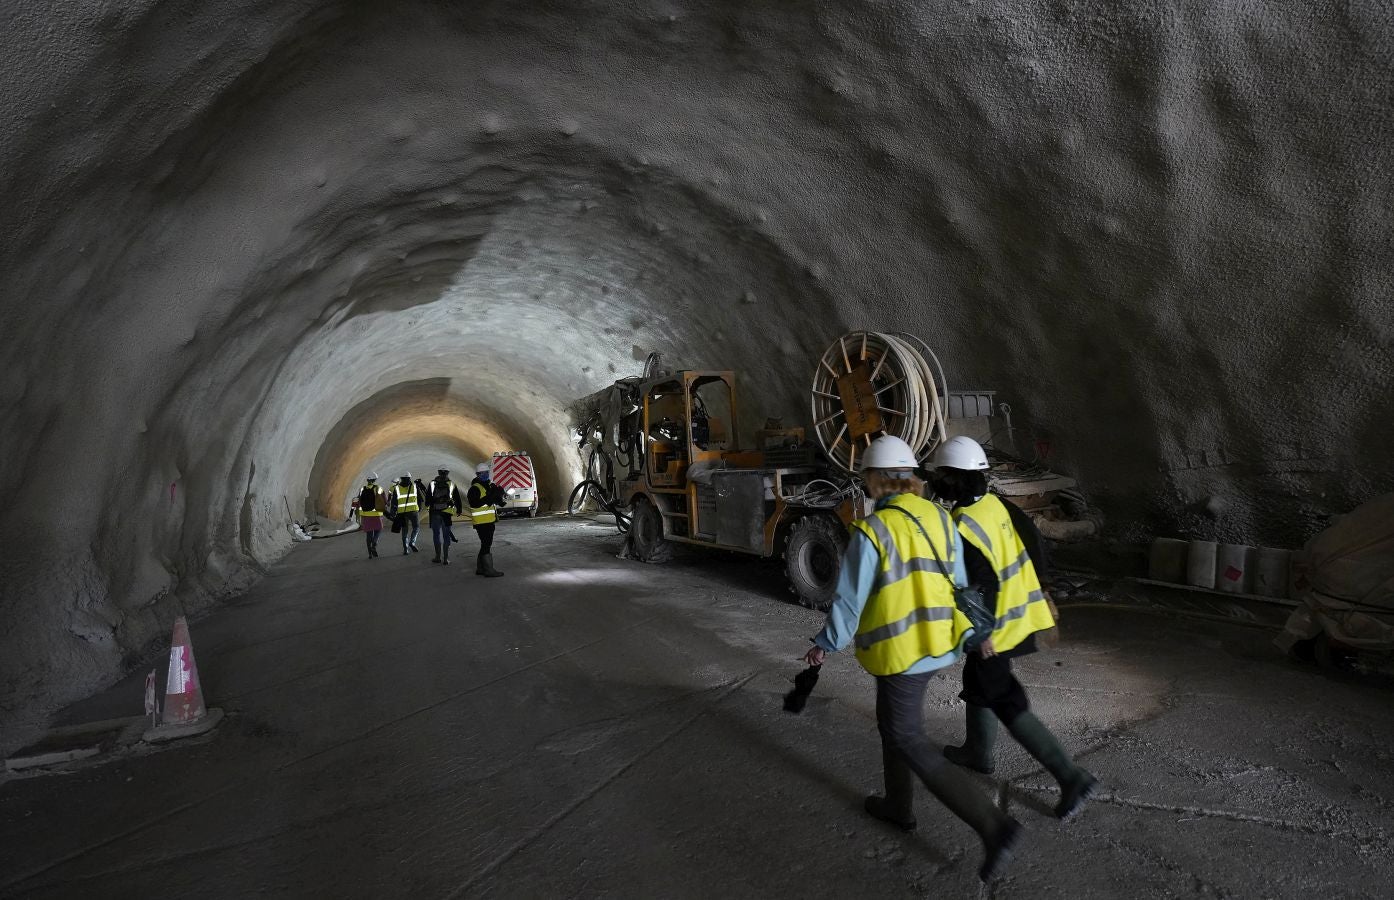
[143,616,223,743]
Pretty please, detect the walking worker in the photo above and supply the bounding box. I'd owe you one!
[427,468,464,565]
[929,436,1098,819]
[802,435,1023,882]
[357,473,387,559]
[390,472,422,556]
[467,462,506,578]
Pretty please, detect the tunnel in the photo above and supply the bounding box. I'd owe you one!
[1,3,1393,895]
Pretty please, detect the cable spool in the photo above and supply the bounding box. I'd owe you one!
[809,331,948,472]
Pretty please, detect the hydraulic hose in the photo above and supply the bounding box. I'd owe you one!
[811,330,949,471]
[567,479,631,534]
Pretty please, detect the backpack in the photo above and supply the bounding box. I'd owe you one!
[431,479,452,508]
[359,486,378,512]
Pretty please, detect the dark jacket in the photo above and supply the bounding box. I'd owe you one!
[429,477,464,516]
[467,478,506,513]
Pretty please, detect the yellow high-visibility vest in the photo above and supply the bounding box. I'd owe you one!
[468,480,497,526]
[953,493,1055,653]
[393,485,420,513]
[358,485,385,517]
[849,493,973,676]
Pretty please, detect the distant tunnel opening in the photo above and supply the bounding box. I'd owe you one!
[306,379,571,519]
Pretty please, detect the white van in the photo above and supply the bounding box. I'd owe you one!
[491,451,539,518]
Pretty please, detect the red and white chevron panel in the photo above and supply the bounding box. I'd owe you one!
[491,453,534,490]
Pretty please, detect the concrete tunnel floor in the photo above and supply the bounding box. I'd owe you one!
[1,517,1391,899]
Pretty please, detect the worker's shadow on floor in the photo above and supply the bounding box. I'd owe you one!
[690,679,962,870]
[661,547,791,600]
[1001,780,1058,819]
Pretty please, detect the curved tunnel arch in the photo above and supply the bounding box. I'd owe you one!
[2,1,1392,738]
[306,380,563,518]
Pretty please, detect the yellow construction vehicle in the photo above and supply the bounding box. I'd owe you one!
[570,335,945,608]
[615,367,863,608]
[568,333,1090,609]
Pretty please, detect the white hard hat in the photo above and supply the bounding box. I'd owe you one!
[401,471,412,479]
[367,472,379,481]
[932,436,989,471]
[862,435,919,472]
[475,462,491,474]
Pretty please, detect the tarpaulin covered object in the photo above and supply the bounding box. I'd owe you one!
[1279,493,1394,652]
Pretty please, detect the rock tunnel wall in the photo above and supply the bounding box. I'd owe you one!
[1,1,1391,738]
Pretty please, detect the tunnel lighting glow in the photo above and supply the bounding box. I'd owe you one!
[529,569,648,587]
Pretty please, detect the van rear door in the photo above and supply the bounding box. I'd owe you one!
[492,452,538,516]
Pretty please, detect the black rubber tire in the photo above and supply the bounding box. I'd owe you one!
[1287,637,1317,664]
[784,514,848,611]
[1313,633,1355,671]
[628,496,672,563]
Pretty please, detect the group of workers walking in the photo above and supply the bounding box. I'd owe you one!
[355,463,507,576]
[353,431,1082,881]
[804,433,1096,882]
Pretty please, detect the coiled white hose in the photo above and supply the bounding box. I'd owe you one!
[810,331,948,472]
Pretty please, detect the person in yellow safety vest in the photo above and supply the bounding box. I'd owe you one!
[468,462,507,578]
[357,473,387,559]
[389,472,422,556]
[427,468,464,565]
[804,435,1024,883]
[930,435,1099,820]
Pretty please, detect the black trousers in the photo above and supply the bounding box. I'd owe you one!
[960,652,1030,722]
[475,521,495,555]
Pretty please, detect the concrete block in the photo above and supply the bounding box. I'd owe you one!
[1187,540,1218,589]
[1149,538,1189,583]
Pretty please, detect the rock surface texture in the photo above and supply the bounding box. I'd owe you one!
[1,3,1391,732]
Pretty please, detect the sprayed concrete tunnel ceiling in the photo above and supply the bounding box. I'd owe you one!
[1,2,1391,728]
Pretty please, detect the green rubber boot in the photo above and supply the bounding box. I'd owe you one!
[944,703,999,774]
[1005,711,1098,820]
[919,763,1023,882]
[477,553,504,578]
[865,745,918,830]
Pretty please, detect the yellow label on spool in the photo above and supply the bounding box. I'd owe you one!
[836,363,883,439]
